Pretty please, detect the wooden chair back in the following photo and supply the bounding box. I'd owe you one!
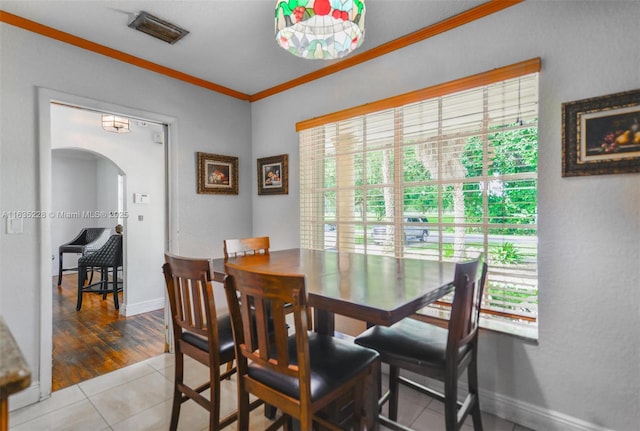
[223,236,270,258]
[448,254,488,361]
[163,254,222,363]
[226,266,310,383]
[163,253,249,431]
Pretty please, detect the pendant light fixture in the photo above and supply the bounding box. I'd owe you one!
[275,0,366,60]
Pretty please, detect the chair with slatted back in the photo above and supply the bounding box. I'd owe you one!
[223,236,270,258]
[162,253,260,431]
[223,263,380,431]
[224,236,290,421]
[355,254,488,431]
[222,237,272,377]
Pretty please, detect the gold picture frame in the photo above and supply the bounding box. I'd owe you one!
[562,89,640,176]
[257,154,288,195]
[197,152,238,195]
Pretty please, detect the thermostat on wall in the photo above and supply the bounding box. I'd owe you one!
[134,193,150,204]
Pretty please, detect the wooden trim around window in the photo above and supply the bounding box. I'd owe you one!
[296,57,541,131]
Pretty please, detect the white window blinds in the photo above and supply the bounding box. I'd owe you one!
[299,63,539,338]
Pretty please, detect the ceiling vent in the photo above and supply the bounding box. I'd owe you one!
[128,11,189,45]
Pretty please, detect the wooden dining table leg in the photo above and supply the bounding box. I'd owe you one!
[313,308,335,336]
[313,307,379,430]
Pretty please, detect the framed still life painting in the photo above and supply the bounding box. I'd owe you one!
[562,89,640,176]
[257,154,288,195]
[197,152,238,195]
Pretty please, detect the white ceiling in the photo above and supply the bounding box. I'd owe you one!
[1,0,486,96]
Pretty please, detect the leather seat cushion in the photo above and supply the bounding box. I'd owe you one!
[247,333,379,401]
[181,314,235,363]
[355,318,469,369]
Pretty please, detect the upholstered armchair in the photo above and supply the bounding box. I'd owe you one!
[76,234,123,311]
[58,227,111,286]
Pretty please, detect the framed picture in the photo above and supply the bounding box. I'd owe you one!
[257,154,288,195]
[562,89,640,176]
[197,152,238,194]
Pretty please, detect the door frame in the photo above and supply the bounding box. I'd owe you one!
[37,87,178,400]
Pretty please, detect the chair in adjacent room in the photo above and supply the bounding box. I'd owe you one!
[223,264,380,431]
[75,234,123,311]
[223,236,270,258]
[58,227,111,286]
[162,254,261,431]
[354,255,488,431]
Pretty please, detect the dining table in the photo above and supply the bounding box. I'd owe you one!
[211,247,456,336]
[211,248,457,430]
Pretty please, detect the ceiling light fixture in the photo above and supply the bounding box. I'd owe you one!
[102,114,131,133]
[275,0,365,60]
[128,11,189,45]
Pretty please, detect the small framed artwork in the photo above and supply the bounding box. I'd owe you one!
[562,89,640,176]
[197,152,238,195]
[257,154,288,195]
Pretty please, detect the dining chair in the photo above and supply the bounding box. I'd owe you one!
[162,254,261,431]
[223,236,270,258]
[355,255,488,431]
[223,264,380,431]
[222,236,274,386]
[58,227,110,286]
[76,234,123,311]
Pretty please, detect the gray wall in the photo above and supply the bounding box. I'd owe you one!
[1,1,639,430]
[0,18,253,406]
[251,2,640,430]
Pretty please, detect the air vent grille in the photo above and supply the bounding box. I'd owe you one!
[128,11,189,45]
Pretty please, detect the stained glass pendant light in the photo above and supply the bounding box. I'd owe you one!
[101,114,130,133]
[275,0,365,60]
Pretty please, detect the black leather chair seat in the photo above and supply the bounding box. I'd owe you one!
[181,314,236,364]
[355,318,470,370]
[248,332,379,401]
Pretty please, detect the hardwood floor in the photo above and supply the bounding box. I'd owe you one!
[52,273,165,391]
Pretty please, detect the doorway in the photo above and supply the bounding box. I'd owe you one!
[38,89,176,399]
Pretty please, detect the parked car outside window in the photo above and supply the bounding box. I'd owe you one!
[371,215,429,244]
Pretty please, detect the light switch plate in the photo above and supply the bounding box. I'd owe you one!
[6,217,23,234]
[134,193,150,204]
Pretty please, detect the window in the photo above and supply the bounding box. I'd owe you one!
[298,60,540,338]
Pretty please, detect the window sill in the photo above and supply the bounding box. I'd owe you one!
[413,310,538,342]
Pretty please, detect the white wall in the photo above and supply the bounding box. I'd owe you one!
[0,21,253,407]
[251,2,640,430]
[50,104,166,315]
[95,157,120,227]
[51,151,99,274]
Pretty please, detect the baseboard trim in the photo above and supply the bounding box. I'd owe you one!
[9,381,45,412]
[120,297,164,317]
[398,368,614,431]
[479,388,615,431]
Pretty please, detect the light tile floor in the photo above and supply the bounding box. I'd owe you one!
[10,354,534,431]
